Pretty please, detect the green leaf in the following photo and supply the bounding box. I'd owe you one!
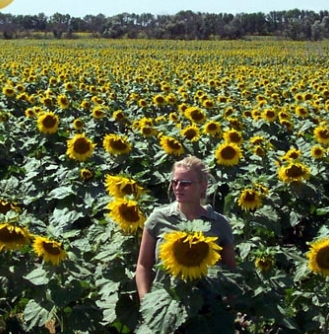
[23,267,49,286]
[96,293,119,324]
[46,185,76,200]
[49,207,85,232]
[23,299,53,331]
[140,287,187,334]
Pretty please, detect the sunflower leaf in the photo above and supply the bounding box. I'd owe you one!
[23,299,53,330]
[23,267,49,286]
[46,185,76,200]
[140,286,187,334]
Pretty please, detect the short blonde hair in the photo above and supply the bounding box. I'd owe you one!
[171,155,209,182]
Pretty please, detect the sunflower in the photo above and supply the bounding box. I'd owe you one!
[159,135,184,156]
[0,199,20,214]
[184,106,206,124]
[203,120,222,137]
[159,231,222,281]
[73,118,84,130]
[238,188,263,211]
[0,223,30,251]
[152,94,166,107]
[215,142,243,166]
[80,168,93,180]
[57,94,70,109]
[112,109,126,121]
[107,198,146,233]
[255,256,275,272]
[66,133,96,161]
[281,148,302,161]
[261,108,277,122]
[278,162,310,183]
[314,125,329,145]
[307,238,329,276]
[2,85,15,98]
[140,125,157,137]
[138,99,148,108]
[80,100,91,109]
[33,236,67,265]
[295,106,309,118]
[91,106,106,119]
[25,108,37,118]
[223,129,243,146]
[280,119,294,132]
[310,145,325,159]
[103,134,132,155]
[105,174,144,199]
[180,124,200,142]
[37,112,59,134]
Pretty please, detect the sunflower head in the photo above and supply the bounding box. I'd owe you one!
[107,198,146,233]
[37,112,59,134]
[278,162,310,183]
[105,174,144,199]
[103,134,132,155]
[159,135,184,156]
[66,133,96,162]
[180,124,200,142]
[255,257,275,272]
[80,168,93,180]
[215,142,243,166]
[307,238,329,276]
[0,223,31,251]
[238,188,263,211]
[159,230,222,281]
[33,236,67,266]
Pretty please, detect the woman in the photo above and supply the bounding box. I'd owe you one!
[136,155,236,300]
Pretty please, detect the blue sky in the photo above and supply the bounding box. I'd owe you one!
[1,0,328,17]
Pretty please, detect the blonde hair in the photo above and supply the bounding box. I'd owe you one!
[171,155,209,183]
[168,155,217,205]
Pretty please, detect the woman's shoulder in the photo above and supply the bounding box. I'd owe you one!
[204,204,229,224]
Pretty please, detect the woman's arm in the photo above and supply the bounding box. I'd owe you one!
[221,243,237,269]
[136,228,156,300]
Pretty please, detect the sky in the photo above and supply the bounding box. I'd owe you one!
[1,0,328,18]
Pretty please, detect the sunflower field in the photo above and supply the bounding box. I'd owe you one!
[1,38,329,334]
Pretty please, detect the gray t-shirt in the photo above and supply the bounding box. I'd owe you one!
[145,201,234,280]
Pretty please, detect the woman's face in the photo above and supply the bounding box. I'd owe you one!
[171,166,207,205]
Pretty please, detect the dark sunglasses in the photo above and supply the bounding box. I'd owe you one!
[171,179,195,187]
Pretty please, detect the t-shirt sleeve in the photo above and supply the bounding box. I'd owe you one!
[144,209,161,238]
[213,213,234,247]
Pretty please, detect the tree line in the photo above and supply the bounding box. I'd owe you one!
[1,8,329,40]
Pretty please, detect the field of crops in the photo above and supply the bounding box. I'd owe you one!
[1,38,329,334]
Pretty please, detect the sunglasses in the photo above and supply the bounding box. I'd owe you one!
[171,179,195,188]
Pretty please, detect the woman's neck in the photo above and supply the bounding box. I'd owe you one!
[178,202,206,220]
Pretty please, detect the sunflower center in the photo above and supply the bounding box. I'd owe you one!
[173,238,209,267]
[0,227,25,243]
[285,165,304,177]
[184,129,197,139]
[167,139,181,150]
[207,123,218,131]
[43,115,57,128]
[42,241,62,255]
[316,247,329,269]
[74,138,91,154]
[120,184,135,196]
[190,110,204,121]
[0,202,11,214]
[244,191,256,202]
[110,139,128,151]
[221,146,237,160]
[118,204,140,222]
[229,133,241,143]
[319,130,329,139]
